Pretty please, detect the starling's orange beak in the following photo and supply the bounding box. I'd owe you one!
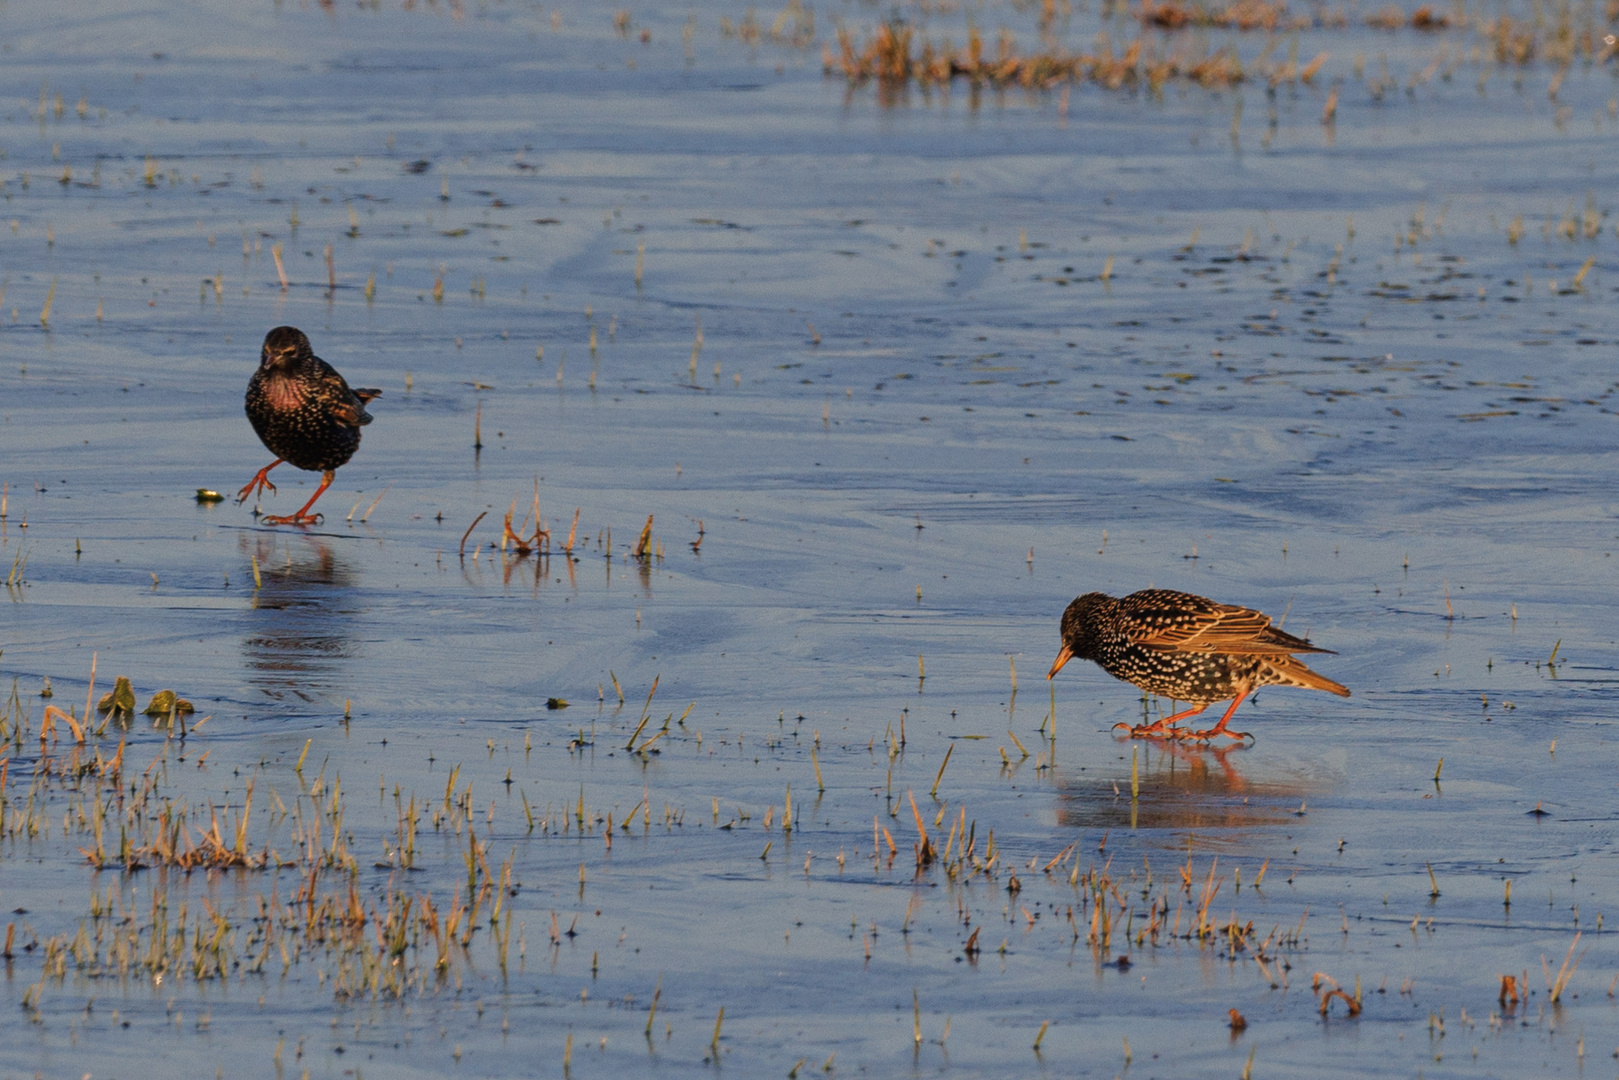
[1047,644,1074,679]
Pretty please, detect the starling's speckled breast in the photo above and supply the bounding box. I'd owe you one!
[1096,640,1263,704]
[244,327,375,473]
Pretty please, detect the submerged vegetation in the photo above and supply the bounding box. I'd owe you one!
[827,19,1315,89]
[822,0,1618,96]
[3,660,1338,1023]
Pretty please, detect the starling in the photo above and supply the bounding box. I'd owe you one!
[1046,588,1349,741]
[237,326,381,527]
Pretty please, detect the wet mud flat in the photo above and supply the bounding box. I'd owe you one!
[3,0,1619,1075]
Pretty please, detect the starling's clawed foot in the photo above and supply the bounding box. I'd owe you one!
[260,510,323,527]
[1179,693,1253,742]
[1183,726,1253,742]
[1112,702,1208,740]
[1112,718,1182,739]
[258,470,336,528]
[236,460,283,504]
[1111,718,1254,742]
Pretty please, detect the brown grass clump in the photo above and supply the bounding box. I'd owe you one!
[1265,49,1330,85]
[1140,0,1307,31]
[501,505,549,557]
[1181,48,1247,86]
[826,20,1296,90]
[1364,4,1405,28]
[1140,1,1195,28]
[1408,6,1450,29]
[1489,16,1536,63]
[1364,3,1454,29]
[1221,0,1302,29]
[723,0,815,49]
[88,794,267,871]
[500,485,552,557]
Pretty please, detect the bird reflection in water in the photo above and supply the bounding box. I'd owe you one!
[1056,739,1324,839]
[238,533,361,698]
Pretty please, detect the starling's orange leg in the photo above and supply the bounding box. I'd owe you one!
[262,470,334,527]
[1184,692,1253,742]
[236,459,284,504]
[1113,703,1208,739]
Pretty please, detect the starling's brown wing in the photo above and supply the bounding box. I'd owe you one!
[327,396,368,429]
[1121,589,1334,656]
[319,375,377,429]
[346,388,380,426]
[306,354,378,429]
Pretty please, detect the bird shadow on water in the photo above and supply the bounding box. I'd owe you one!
[1055,738,1333,850]
[235,532,362,699]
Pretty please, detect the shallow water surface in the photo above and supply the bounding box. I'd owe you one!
[3,0,1619,1076]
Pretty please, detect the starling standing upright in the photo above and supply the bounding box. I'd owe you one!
[237,326,381,527]
[1046,588,1349,741]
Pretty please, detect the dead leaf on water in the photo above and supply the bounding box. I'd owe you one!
[97,676,135,716]
[143,690,195,717]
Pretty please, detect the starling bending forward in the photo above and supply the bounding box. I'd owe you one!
[237,326,381,527]
[1046,589,1349,741]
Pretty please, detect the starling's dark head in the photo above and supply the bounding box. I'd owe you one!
[1048,592,1112,678]
[260,326,313,372]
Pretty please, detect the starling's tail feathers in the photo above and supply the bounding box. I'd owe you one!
[1268,657,1351,697]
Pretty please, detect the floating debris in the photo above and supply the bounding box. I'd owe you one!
[142,690,195,717]
[96,676,135,716]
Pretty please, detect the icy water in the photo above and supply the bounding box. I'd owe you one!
[3,0,1619,1076]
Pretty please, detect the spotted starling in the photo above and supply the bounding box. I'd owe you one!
[238,326,380,526]
[1046,588,1349,741]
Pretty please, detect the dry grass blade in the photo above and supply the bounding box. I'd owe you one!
[1543,931,1586,1002]
[561,508,580,553]
[633,514,654,559]
[624,676,660,749]
[1572,256,1596,290]
[1318,987,1360,1016]
[359,484,392,523]
[930,743,954,798]
[908,790,936,866]
[42,705,84,744]
[459,511,488,557]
